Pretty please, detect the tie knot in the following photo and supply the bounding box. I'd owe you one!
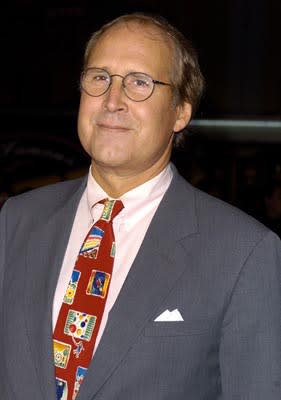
[100,199,124,222]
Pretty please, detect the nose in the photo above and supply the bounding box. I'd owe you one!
[103,75,127,112]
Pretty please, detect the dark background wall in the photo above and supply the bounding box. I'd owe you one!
[0,0,280,235]
[1,0,280,116]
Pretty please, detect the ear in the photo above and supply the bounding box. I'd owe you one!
[173,102,192,133]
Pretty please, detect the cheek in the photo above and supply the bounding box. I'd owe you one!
[78,94,102,123]
[77,107,95,154]
[78,97,93,124]
[148,101,177,134]
[78,98,98,139]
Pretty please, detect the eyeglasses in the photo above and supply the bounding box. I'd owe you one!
[80,67,171,102]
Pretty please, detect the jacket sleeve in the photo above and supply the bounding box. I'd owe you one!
[0,202,8,398]
[219,230,281,399]
[0,201,7,307]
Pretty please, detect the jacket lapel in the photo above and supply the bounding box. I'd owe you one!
[78,171,199,400]
[24,178,86,400]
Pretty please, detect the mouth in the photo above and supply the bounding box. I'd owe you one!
[97,123,131,131]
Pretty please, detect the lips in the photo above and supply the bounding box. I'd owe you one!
[97,122,131,131]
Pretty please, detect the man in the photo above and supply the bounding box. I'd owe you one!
[0,13,280,400]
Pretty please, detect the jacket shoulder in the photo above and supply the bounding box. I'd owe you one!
[1,177,86,221]
[173,170,271,243]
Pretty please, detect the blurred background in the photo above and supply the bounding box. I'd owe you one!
[0,0,280,236]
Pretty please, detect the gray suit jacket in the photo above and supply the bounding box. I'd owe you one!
[0,167,281,399]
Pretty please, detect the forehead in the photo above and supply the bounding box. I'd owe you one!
[87,22,174,75]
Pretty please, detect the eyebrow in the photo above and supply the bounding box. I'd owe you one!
[87,65,152,76]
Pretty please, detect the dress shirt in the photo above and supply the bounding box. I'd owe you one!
[52,163,173,352]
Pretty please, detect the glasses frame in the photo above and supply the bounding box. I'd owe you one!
[80,67,171,102]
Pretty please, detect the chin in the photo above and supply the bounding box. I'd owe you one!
[94,155,129,170]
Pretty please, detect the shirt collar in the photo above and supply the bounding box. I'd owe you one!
[86,163,173,217]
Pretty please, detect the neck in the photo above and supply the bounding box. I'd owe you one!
[91,161,170,198]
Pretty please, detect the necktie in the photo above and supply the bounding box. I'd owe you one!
[53,199,124,400]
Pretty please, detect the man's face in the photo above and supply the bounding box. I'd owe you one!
[78,22,191,180]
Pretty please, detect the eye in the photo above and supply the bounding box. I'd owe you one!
[126,73,151,89]
[134,78,149,87]
[92,74,108,81]
[85,69,109,84]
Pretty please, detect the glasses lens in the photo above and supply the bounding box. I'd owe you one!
[81,68,110,96]
[124,73,153,101]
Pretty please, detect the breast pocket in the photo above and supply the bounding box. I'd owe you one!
[144,320,211,337]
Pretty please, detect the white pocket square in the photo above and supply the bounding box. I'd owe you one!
[154,308,184,322]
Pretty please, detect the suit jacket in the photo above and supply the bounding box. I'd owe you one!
[0,167,281,399]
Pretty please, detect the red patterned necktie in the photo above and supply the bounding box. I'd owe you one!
[53,199,124,400]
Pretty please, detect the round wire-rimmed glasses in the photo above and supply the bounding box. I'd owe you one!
[80,67,171,102]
